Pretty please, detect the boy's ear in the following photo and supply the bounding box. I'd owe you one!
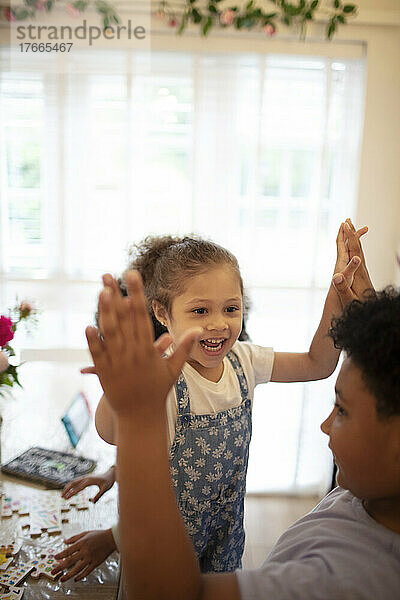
[152,301,168,327]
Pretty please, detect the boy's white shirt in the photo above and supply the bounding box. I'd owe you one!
[111,341,274,551]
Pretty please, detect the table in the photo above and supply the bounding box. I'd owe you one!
[0,360,119,599]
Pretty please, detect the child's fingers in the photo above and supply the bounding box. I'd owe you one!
[102,274,132,343]
[344,222,361,257]
[80,366,97,375]
[62,477,91,498]
[63,532,86,545]
[86,326,110,374]
[167,328,202,380]
[54,545,76,561]
[125,270,154,349]
[341,256,361,291]
[97,288,124,357]
[356,225,368,239]
[91,489,105,503]
[154,333,173,356]
[332,273,354,306]
[60,559,86,582]
[336,222,347,260]
[74,563,95,581]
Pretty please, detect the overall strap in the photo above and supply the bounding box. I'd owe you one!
[226,351,249,400]
[175,372,192,416]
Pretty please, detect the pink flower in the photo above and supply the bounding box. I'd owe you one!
[0,316,14,347]
[154,10,166,20]
[220,10,235,26]
[0,351,9,374]
[19,302,32,317]
[65,3,80,18]
[262,23,276,36]
[4,8,16,22]
[169,18,177,27]
[36,0,46,9]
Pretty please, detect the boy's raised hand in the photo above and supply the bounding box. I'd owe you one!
[344,218,374,296]
[86,271,202,418]
[333,219,375,306]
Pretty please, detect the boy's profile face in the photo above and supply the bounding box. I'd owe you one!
[321,357,400,500]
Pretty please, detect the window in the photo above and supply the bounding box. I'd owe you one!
[0,48,366,493]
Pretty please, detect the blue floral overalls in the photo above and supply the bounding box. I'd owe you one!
[169,350,252,573]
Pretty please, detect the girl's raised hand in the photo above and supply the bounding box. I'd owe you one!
[86,271,202,418]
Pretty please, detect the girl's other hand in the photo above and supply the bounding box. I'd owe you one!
[53,529,116,582]
[61,467,116,503]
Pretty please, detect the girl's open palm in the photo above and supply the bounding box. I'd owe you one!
[86,271,201,418]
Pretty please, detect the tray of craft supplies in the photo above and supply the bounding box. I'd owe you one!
[1,447,96,489]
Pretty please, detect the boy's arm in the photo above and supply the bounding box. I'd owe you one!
[87,272,240,600]
[271,223,363,383]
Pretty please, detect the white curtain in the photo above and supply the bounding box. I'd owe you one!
[0,47,366,493]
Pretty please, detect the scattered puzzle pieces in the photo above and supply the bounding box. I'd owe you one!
[0,583,24,599]
[30,552,59,581]
[0,563,34,587]
[0,489,86,537]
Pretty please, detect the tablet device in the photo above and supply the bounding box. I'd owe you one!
[61,391,91,448]
[1,447,96,489]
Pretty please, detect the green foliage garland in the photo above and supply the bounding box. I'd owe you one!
[3,0,120,30]
[156,0,358,38]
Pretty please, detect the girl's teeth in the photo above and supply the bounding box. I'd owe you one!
[200,339,225,352]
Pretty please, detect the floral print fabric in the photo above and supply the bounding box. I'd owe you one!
[169,351,252,572]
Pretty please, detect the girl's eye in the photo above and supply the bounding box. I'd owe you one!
[226,306,240,313]
[192,308,207,315]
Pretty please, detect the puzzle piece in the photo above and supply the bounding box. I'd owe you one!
[0,542,23,571]
[0,559,13,572]
[30,552,59,581]
[0,563,34,586]
[0,583,24,600]
[1,497,30,518]
[0,543,22,559]
[1,498,13,518]
[69,490,89,510]
[28,509,62,536]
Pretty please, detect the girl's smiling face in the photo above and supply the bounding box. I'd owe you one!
[154,266,243,382]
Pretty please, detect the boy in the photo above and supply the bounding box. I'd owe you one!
[86,238,400,599]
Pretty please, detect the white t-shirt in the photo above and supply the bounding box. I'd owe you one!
[237,487,400,599]
[165,341,275,446]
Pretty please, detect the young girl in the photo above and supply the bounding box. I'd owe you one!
[92,223,364,574]
[53,220,367,581]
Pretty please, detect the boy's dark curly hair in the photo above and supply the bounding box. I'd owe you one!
[329,287,400,418]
